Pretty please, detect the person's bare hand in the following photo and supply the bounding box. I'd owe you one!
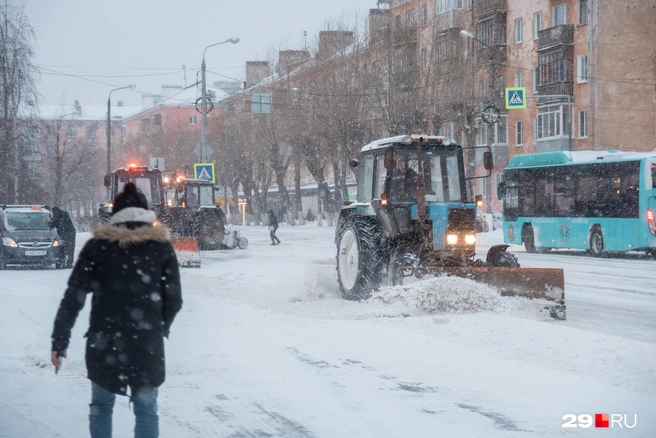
[51,350,67,368]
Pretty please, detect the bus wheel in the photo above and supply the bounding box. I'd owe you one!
[523,226,537,253]
[589,230,604,256]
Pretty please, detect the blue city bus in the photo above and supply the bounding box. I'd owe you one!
[498,150,656,256]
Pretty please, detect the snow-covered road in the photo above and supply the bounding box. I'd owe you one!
[0,224,654,437]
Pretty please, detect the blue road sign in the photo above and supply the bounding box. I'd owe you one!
[194,163,215,183]
[505,87,526,109]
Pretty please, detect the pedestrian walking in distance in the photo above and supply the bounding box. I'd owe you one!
[268,210,281,245]
[51,182,182,438]
[48,206,76,268]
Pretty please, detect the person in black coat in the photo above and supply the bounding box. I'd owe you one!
[51,182,182,438]
[268,209,281,245]
[48,206,76,268]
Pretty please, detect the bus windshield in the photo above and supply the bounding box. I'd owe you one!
[390,149,464,203]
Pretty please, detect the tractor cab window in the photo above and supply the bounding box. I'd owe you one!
[427,151,463,203]
[390,152,420,202]
[390,149,464,204]
[116,172,162,205]
[199,185,214,206]
[375,155,387,199]
[357,154,374,202]
[187,186,200,208]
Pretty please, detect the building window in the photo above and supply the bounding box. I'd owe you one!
[421,4,428,26]
[421,47,428,69]
[535,105,571,140]
[66,126,76,138]
[465,0,472,10]
[533,12,542,39]
[516,121,523,145]
[539,52,572,85]
[436,35,457,61]
[514,18,523,43]
[251,93,271,114]
[153,114,162,127]
[533,67,539,93]
[477,16,506,48]
[579,110,588,138]
[110,127,116,138]
[436,0,463,14]
[141,119,150,130]
[578,0,588,25]
[189,115,198,125]
[497,119,507,144]
[514,70,523,87]
[395,14,401,30]
[407,9,416,28]
[553,3,567,26]
[577,55,588,83]
[87,126,97,138]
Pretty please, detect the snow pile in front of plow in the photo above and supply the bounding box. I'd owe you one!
[368,276,553,318]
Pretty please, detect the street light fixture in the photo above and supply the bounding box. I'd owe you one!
[200,37,239,162]
[106,84,136,198]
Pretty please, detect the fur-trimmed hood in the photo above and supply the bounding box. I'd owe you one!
[92,222,171,247]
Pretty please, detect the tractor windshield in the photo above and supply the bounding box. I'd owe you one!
[114,171,163,205]
[390,149,464,204]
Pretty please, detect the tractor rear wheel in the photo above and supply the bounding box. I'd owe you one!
[195,213,225,250]
[336,216,386,300]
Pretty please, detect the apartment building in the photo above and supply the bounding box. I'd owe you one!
[505,0,655,156]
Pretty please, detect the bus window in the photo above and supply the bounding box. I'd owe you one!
[554,172,575,216]
[652,164,656,189]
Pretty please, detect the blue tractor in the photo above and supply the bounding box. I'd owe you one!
[335,135,566,319]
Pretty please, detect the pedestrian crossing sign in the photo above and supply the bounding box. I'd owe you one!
[505,87,526,109]
[193,163,215,183]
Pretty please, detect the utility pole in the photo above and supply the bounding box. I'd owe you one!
[201,38,240,162]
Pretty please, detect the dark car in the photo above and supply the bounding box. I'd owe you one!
[0,205,62,269]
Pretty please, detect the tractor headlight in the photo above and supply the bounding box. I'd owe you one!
[446,234,458,245]
[465,234,476,245]
[2,237,18,248]
[52,239,60,247]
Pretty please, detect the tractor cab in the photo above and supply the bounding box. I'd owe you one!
[161,176,227,250]
[164,176,215,210]
[99,164,164,222]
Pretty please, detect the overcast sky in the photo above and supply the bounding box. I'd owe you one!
[25,0,380,110]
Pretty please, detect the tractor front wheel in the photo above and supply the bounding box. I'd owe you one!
[336,217,385,300]
[195,213,225,250]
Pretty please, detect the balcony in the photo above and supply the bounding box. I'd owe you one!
[538,25,574,51]
[537,82,574,97]
[435,9,465,32]
[474,0,507,17]
[392,26,418,45]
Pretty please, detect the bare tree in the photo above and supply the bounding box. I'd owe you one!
[0,0,38,202]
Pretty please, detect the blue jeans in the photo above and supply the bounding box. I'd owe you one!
[89,382,159,438]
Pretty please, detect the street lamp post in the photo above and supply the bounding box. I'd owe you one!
[460,30,502,213]
[200,37,239,162]
[106,84,136,198]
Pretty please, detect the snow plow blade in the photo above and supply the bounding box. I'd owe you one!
[172,237,201,268]
[398,267,566,320]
